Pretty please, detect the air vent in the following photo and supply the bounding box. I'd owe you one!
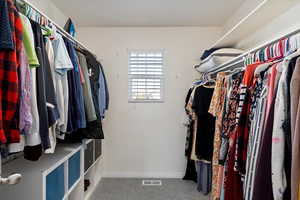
[142,180,162,186]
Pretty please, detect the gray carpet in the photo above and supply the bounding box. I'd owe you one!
[90,178,210,200]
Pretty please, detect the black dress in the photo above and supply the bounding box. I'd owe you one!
[192,86,215,161]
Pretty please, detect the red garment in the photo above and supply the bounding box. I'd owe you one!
[0,0,23,143]
[222,72,244,200]
[266,64,277,118]
[224,131,243,200]
[235,63,260,176]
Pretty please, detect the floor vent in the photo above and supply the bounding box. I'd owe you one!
[142,180,162,186]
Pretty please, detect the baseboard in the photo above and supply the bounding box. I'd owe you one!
[103,171,184,179]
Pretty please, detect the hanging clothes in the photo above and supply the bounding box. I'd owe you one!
[44,37,58,154]
[185,84,201,162]
[64,18,76,37]
[220,72,244,200]
[272,58,296,200]
[19,13,43,161]
[184,84,215,195]
[83,50,109,119]
[19,35,32,136]
[208,72,228,200]
[8,44,31,154]
[184,87,194,157]
[290,57,300,200]
[0,0,14,50]
[192,85,215,161]
[0,0,22,144]
[30,20,59,150]
[196,161,212,195]
[76,51,97,122]
[64,38,86,132]
[183,87,197,182]
[51,33,73,139]
[0,0,109,162]
[234,62,261,176]
[98,64,108,119]
[248,65,272,200]
[244,63,270,200]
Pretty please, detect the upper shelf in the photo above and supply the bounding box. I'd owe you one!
[211,0,299,49]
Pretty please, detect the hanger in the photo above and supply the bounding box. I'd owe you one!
[203,74,215,88]
[284,47,300,61]
[13,0,21,11]
[41,25,52,37]
[229,66,245,75]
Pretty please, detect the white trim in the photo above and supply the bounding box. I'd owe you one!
[42,175,46,200]
[63,161,69,200]
[42,147,81,175]
[63,178,81,199]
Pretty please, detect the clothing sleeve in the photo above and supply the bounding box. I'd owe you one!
[209,78,222,116]
[0,0,14,50]
[100,64,109,110]
[98,65,106,118]
[185,88,193,108]
[53,35,73,75]
[219,135,229,165]
[20,14,39,67]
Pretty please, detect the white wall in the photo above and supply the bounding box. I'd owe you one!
[236,2,300,49]
[77,27,221,178]
[222,0,264,35]
[26,0,68,27]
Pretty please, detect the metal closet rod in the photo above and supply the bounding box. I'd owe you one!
[207,25,300,76]
[18,0,91,52]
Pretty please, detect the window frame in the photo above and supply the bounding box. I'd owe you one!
[128,49,165,103]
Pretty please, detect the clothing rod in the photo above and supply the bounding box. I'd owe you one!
[18,0,91,52]
[206,25,300,75]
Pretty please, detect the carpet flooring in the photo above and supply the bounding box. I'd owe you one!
[90,178,210,200]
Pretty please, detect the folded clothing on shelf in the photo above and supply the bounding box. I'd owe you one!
[197,48,244,72]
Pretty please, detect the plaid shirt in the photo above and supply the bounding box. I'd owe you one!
[0,0,23,144]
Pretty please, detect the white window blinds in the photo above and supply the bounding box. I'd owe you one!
[128,50,165,102]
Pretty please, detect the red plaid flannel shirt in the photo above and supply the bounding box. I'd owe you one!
[0,0,23,144]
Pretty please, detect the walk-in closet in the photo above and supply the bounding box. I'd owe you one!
[1,0,300,199]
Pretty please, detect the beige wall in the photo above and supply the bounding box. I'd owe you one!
[77,27,221,177]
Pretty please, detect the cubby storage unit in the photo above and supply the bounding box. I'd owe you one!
[0,143,84,200]
[83,139,103,199]
[0,140,103,200]
[84,139,103,175]
[84,139,95,172]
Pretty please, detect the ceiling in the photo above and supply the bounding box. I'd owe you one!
[51,0,245,27]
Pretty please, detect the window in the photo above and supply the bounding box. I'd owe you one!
[128,50,165,103]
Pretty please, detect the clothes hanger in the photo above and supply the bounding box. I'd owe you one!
[229,66,245,75]
[284,35,300,61]
[203,74,215,88]
[41,26,52,37]
[284,48,300,61]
